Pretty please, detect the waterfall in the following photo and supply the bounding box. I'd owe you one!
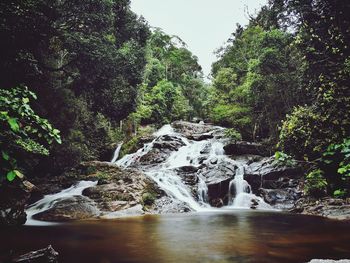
[111,142,123,163]
[115,123,271,211]
[227,166,271,210]
[197,174,208,204]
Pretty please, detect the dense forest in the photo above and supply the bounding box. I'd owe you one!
[1,0,349,201]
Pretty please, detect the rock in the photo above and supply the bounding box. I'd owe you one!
[172,121,218,140]
[244,157,302,193]
[290,197,350,220]
[176,166,199,186]
[138,135,185,166]
[12,245,58,263]
[101,204,144,218]
[188,133,214,141]
[210,198,224,208]
[224,141,270,156]
[152,196,192,214]
[0,180,33,226]
[308,260,350,263]
[33,196,99,222]
[199,160,236,206]
[259,188,302,209]
[250,199,259,209]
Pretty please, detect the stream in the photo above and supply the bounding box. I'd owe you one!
[1,212,350,262]
[3,122,350,262]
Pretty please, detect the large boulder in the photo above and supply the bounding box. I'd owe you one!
[33,196,99,222]
[244,157,302,193]
[224,141,270,156]
[80,162,163,213]
[199,160,236,207]
[172,121,218,140]
[259,188,302,210]
[0,180,34,226]
[138,135,186,166]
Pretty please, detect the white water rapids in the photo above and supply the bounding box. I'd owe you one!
[115,124,272,212]
[25,123,272,225]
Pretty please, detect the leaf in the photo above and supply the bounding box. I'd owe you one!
[8,118,19,132]
[14,170,24,179]
[22,97,29,104]
[2,151,9,161]
[6,171,16,181]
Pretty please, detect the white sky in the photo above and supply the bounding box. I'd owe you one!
[130,0,267,80]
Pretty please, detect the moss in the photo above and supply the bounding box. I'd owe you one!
[142,192,156,206]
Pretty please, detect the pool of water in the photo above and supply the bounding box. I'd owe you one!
[1,211,350,263]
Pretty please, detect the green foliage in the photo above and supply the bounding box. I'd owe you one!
[208,25,303,140]
[142,192,156,206]
[304,169,328,198]
[273,151,296,167]
[224,129,242,141]
[320,139,350,197]
[0,86,61,182]
[132,29,205,126]
[0,0,150,175]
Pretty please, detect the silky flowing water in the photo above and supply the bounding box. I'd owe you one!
[1,212,350,262]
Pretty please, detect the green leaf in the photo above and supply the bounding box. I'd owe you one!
[8,118,19,132]
[2,151,9,161]
[6,171,16,181]
[14,170,23,179]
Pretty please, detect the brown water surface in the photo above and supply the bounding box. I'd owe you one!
[0,211,350,263]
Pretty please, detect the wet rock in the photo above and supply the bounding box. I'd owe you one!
[244,157,302,193]
[290,197,350,220]
[188,133,214,141]
[0,180,33,226]
[101,204,144,218]
[259,188,302,209]
[33,196,99,222]
[199,160,236,206]
[79,163,162,213]
[172,121,217,140]
[152,196,192,213]
[138,135,185,166]
[250,199,259,209]
[224,141,270,156]
[176,166,199,186]
[210,198,224,208]
[12,245,58,263]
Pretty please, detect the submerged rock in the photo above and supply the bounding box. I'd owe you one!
[12,245,59,263]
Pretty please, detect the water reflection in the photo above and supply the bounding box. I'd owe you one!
[0,211,349,263]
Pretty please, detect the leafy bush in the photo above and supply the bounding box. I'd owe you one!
[273,151,296,167]
[224,128,242,141]
[0,86,61,182]
[278,106,323,160]
[304,169,328,197]
[320,139,350,197]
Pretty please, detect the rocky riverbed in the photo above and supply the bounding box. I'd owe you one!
[1,121,349,225]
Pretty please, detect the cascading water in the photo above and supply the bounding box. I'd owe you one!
[111,142,123,163]
[116,123,272,211]
[25,181,98,226]
[227,165,271,209]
